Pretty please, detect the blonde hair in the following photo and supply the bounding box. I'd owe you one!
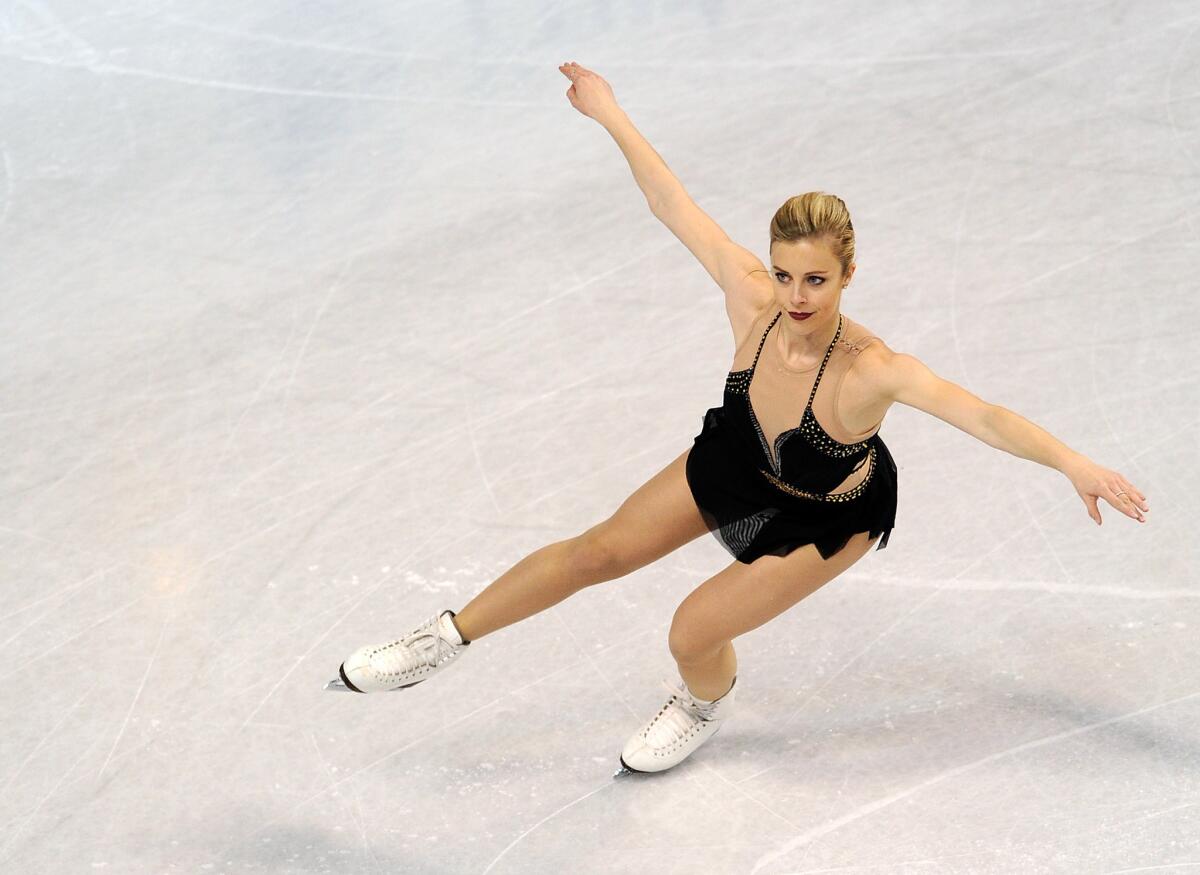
[745,191,855,283]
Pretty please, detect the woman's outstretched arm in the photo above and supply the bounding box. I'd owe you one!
[857,346,1151,528]
[558,62,680,208]
[558,61,767,300]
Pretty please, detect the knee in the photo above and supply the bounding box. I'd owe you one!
[566,530,625,583]
[668,611,724,664]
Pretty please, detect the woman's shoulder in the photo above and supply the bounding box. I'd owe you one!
[730,303,782,361]
[837,313,892,356]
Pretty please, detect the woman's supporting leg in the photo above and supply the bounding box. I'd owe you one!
[676,640,738,702]
[668,531,881,700]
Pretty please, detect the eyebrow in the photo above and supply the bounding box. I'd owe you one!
[771,266,829,275]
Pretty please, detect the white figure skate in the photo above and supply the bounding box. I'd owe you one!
[615,674,737,775]
[326,609,471,693]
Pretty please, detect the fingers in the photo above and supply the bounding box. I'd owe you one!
[1076,464,1150,527]
[1114,473,1150,521]
[1118,476,1149,511]
[1105,483,1146,523]
[559,61,592,80]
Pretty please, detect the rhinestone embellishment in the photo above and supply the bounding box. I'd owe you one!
[723,311,882,500]
[759,443,877,502]
[726,313,876,461]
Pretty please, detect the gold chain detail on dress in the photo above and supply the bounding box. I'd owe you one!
[759,443,877,502]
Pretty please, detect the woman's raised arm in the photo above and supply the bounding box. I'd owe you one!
[559,61,768,300]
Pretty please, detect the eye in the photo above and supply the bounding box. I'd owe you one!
[774,272,789,282]
[807,276,825,285]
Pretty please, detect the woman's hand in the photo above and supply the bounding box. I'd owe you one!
[1063,455,1150,525]
[558,61,622,126]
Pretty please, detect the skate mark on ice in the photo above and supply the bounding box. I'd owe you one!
[215,623,661,863]
[0,682,96,798]
[0,735,102,864]
[308,730,379,871]
[98,616,169,781]
[748,686,1200,873]
[481,781,613,875]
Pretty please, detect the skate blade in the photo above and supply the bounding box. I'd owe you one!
[323,675,421,693]
[612,756,644,778]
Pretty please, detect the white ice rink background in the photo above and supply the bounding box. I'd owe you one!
[2,1,1199,872]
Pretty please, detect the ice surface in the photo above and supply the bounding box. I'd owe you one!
[2,1,1198,872]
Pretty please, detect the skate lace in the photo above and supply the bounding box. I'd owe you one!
[376,618,456,675]
[645,678,718,746]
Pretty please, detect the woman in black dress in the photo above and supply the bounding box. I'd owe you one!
[329,63,1149,776]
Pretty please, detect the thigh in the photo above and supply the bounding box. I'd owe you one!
[581,447,710,575]
[669,530,880,656]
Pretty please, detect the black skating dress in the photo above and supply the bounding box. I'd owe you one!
[685,309,897,563]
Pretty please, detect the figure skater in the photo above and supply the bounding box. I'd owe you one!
[326,62,1150,775]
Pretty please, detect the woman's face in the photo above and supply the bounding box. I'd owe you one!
[769,238,854,329]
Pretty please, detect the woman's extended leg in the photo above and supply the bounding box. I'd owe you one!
[452,447,710,642]
[670,530,881,701]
